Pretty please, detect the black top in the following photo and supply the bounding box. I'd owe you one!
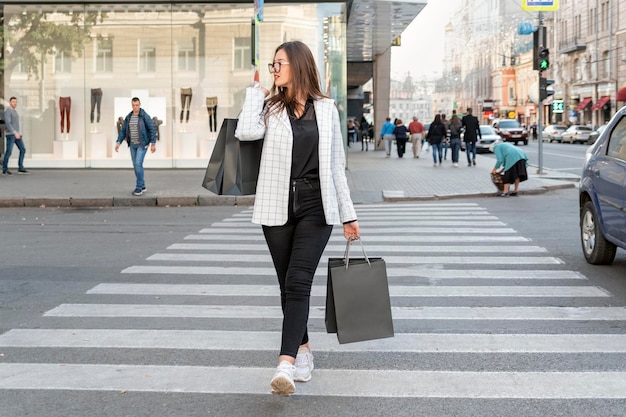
[427,122,446,144]
[462,114,482,142]
[393,125,409,140]
[288,98,319,180]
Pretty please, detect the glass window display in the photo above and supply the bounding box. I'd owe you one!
[0,2,346,168]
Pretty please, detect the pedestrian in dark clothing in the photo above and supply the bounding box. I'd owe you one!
[427,114,446,166]
[448,114,462,167]
[461,107,481,166]
[393,119,409,158]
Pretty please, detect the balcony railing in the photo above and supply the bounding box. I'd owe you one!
[559,37,586,54]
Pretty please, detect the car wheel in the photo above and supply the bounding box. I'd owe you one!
[523,140,528,145]
[580,201,617,265]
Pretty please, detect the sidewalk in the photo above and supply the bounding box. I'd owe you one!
[0,145,578,208]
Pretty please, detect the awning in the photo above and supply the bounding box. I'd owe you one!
[617,86,626,102]
[575,97,592,111]
[591,96,610,111]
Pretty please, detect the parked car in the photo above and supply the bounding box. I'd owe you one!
[579,106,626,264]
[462,125,501,152]
[587,124,607,145]
[561,125,593,144]
[542,124,567,143]
[493,119,528,145]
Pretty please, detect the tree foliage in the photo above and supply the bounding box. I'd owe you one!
[2,11,100,80]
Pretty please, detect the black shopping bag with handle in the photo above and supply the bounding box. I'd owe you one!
[325,239,394,344]
[202,118,263,196]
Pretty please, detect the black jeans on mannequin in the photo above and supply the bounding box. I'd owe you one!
[90,88,103,123]
[262,180,333,358]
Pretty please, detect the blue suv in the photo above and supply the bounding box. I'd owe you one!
[579,106,626,264]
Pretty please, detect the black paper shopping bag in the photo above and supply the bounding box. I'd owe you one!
[202,118,263,196]
[326,240,394,344]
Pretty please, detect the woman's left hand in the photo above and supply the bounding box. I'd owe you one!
[343,221,360,242]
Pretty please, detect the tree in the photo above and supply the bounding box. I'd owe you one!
[1,10,100,81]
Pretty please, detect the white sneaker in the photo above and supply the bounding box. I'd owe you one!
[270,361,296,396]
[294,347,314,382]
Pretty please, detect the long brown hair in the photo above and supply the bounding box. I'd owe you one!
[266,41,327,118]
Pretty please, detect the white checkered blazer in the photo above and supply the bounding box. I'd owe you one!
[235,87,357,226]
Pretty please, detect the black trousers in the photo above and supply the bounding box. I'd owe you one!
[262,180,333,358]
[90,88,102,123]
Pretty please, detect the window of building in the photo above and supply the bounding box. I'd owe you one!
[600,1,609,32]
[575,15,581,38]
[95,38,113,72]
[588,8,595,35]
[574,58,581,80]
[139,41,156,72]
[233,37,251,71]
[177,39,196,72]
[54,50,72,73]
[601,50,609,78]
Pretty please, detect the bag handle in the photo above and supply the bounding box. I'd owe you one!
[343,238,371,269]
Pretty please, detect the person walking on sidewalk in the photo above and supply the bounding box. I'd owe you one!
[380,117,395,158]
[441,113,450,161]
[408,116,424,158]
[2,97,29,175]
[393,119,409,158]
[448,114,462,167]
[490,141,528,197]
[359,116,370,151]
[462,107,481,167]
[427,114,446,166]
[115,97,157,196]
[235,40,360,397]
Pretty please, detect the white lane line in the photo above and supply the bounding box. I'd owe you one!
[184,235,531,242]
[197,227,518,234]
[87,283,610,298]
[225,214,496,221]
[146,253,562,264]
[0,364,624,398]
[211,221,507,227]
[43,304,626,320]
[167,243,546,253]
[121,265,586,279]
[2,330,626,353]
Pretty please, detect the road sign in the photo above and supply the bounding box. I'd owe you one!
[523,0,559,11]
[552,100,564,113]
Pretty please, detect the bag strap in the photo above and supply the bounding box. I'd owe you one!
[343,238,371,269]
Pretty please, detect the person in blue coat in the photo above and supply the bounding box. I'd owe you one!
[490,141,528,197]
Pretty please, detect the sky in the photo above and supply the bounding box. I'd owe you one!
[390,0,462,81]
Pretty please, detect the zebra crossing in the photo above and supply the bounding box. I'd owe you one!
[1,202,626,402]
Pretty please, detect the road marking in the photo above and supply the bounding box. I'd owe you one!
[43,304,626,320]
[225,214,498,221]
[146,253,562,264]
[198,227,518,234]
[121,265,586,279]
[2,330,625,353]
[167,243,546,253]
[211,220,507,227]
[0,364,624,398]
[185,234,531,242]
[87,283,609,298]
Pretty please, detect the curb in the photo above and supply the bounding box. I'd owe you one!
[0,195,255,208]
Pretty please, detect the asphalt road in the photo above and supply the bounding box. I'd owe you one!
[1,191,625,416]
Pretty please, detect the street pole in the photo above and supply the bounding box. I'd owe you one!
[537,12,544,175]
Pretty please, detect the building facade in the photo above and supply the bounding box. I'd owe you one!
[1,3,346,168]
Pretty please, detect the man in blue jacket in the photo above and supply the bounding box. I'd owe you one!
[115,97,157,195]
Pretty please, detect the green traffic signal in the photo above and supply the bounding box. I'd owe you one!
[539,48,550,71]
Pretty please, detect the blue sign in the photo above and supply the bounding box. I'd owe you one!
[523,0,559,11]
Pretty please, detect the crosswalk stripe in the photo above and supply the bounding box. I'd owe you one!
[2,329,625,353]
[87,283,610,298]
[223,214,499,221]
[167,243,546,253]
[1,364,624,398]
[43,304,626,320]
[198,227,518,234]
[212,220,507,227]
[120,265,586,279]
[185,234,531,242]
[146,253,562,264]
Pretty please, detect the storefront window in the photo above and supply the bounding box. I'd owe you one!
[1,2,346,168]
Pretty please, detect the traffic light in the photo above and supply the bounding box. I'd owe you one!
[539,77,555,101]
[539,47,550,72]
